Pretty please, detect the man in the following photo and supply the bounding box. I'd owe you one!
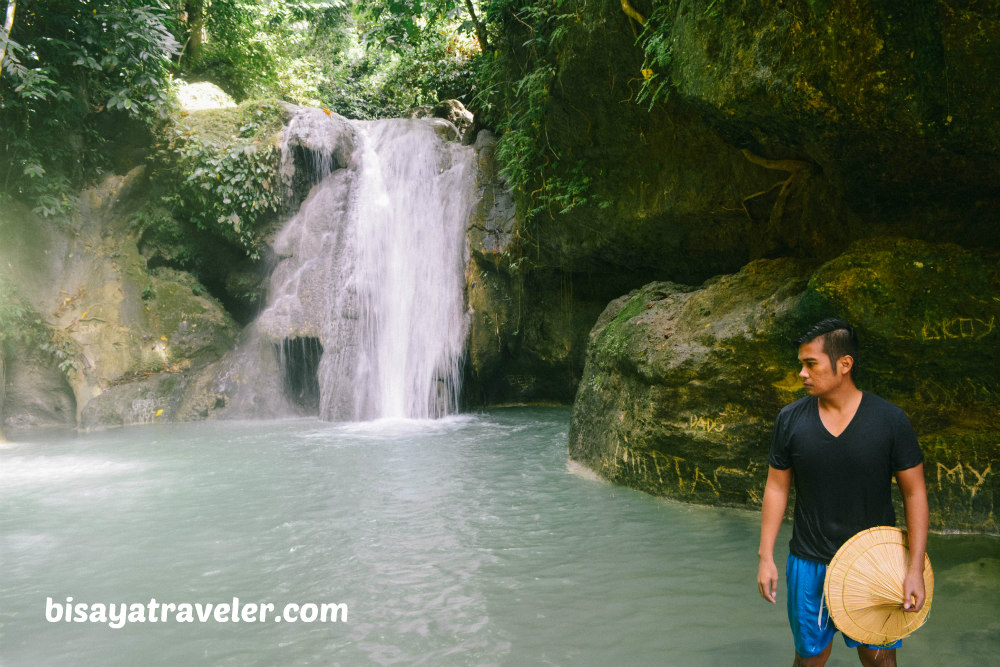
[757,318,929,667]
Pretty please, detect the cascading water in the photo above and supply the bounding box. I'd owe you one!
[233,108,476,421]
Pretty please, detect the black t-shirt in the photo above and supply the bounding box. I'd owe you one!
[768,392,924,564]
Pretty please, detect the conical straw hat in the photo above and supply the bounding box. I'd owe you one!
[824,526,934,645]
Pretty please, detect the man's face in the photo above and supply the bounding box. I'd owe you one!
[797,338,844,397]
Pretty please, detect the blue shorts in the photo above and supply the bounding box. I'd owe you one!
[786,554,903,657]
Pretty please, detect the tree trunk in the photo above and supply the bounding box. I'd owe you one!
[185,0,204,63]
[1,0,17,73]
[464,0,490,52]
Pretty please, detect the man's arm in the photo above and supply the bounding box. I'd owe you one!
[895,463,929,612]
[758,465,792,603]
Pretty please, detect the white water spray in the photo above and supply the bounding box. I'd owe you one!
[250,110,475,421]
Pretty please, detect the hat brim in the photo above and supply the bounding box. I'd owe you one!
[824,526,934,645]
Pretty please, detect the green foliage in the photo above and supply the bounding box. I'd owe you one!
[39,338,78,374]
[145,100,287,260]
[179,0,484,120]
[0,276,60,370]
[311,0,483,118]
[0,0,179,216]
[473,0,609,222]
[187,0,351,103]
[636,2,678,109]
[635,0,728,108]
[0,276,33,344]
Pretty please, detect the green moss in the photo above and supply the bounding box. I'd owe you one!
[594,292,647,361]
[177,99,290,147]
[143,98,291,264]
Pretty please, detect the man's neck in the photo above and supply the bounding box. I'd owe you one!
[817,383,862,413]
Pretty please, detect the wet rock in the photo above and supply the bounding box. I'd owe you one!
[464,131,618,406]
[280,105,358,209]
[408,99,475,142]
[79,372,187,431]
[2,344,76,432]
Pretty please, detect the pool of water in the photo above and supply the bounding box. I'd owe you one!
[1,408,997,666]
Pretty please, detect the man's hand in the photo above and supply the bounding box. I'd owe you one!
[758,558,779,603]
[902,569,926,612]
[757,466,791,605]
[895,463,929,613]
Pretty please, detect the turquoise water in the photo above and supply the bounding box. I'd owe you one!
[1,408,997,666]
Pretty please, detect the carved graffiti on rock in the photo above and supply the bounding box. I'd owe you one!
[920,316,996,341]
[936,460,993,498]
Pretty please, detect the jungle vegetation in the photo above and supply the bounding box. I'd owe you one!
[1,0,636,221]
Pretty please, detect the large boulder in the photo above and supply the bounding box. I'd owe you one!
[569,238,999,533]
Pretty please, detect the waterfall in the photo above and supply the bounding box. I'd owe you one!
[238,108,475,421]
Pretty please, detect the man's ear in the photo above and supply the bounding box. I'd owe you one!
[839,354,854,375]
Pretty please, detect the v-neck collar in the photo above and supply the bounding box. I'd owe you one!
[815,391,866,439]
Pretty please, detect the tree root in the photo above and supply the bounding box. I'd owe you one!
[739,149,812,239]
[621,0,647,27]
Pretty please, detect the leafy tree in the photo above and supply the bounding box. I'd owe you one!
[0,0,499,216]
[183,0,352,103]
[0,0,179,215]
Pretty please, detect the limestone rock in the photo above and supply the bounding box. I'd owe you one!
[79,371,187,431]
[569,239,999,533]
[279,105,358,210]
[569,258,811,507]
[408,99,474,142]
[803,238,1000,532]
[2,344,76,431]
[464,131,616,406]
[471,0,1000,412]
[0,173,239,432]
[511,0,1000,278]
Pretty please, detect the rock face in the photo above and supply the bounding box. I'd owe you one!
[470,0,1000,408]
[408,99,475,142]
[0,170,238,433]
[569,239,999,533]
[464,131,631,406]
[525,0,1000,270]
[2,346,76,431]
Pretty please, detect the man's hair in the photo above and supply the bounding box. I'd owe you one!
[796,318,859,380]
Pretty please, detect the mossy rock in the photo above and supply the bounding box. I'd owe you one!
[175,98,290,148]
[140,268,240,367]
[801,237,1000,430]
[570,238,999,533]
[570,257,813,508]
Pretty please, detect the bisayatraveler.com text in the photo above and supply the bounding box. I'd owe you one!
[45,596,348,629]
